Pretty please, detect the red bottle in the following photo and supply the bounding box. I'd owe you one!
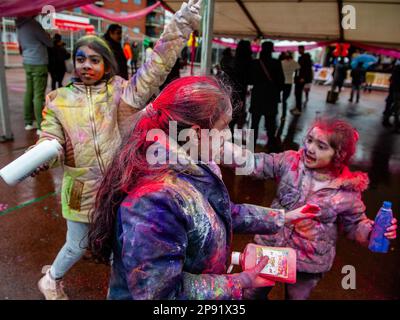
[230,243,297,284]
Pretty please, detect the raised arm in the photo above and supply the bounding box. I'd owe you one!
[222,142,296,180]
[120,0,202,110]
[231,203,285,235]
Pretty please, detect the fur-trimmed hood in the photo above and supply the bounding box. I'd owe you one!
[329,166,369,192]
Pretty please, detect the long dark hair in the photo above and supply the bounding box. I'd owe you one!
[104,24,122,42]
[73,35,118,80]
[88,76,232,263]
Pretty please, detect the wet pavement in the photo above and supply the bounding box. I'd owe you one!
[0,68,399,300]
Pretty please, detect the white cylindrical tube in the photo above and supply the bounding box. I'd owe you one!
[0,139,62,186]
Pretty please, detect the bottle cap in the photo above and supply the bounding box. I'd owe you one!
[383,201,392,209]
[231,251,241,266]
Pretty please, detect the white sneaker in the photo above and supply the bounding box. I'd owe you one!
[38,265,69,300]
[25,124,35,131]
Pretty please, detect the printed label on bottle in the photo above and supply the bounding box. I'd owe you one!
[255,247,289,278]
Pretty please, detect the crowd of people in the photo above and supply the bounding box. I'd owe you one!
[218,41,315,151]
[10,0,398,301]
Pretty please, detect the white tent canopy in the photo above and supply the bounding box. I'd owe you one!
[163,0,400,48]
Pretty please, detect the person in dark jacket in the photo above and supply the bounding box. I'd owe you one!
[48,34,71,90]
[88,76,318,300]
[104,24,128,80]
[331,57,348,94]
[249,41,284,151]
[292,46,313,115]
[130,41,140,74]
[229,40,253,135]
[349,61,365,103]
[383,63,400,132]
[219,47,235,79]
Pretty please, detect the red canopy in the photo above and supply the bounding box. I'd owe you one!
[0,0,96,17]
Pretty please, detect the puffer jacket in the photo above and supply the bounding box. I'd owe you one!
[247,149,373,273]
[108,142,285,300]
[36,3,200,223]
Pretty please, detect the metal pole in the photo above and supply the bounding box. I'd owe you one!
[2,18,9,67]
[200,0,214,75]
[0,30,13,142]
[70,30,73,52]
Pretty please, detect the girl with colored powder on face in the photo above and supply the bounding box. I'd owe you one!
[87,76,319,300]
[29,0,203,300]
[225,117,397,300]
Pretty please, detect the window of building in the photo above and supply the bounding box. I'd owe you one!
[133,27,140,34]
[134,0,141,5]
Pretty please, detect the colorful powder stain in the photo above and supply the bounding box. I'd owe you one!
[0,203,9,212]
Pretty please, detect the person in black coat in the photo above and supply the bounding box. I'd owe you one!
[292,45,313,114]
[229,40,253,135]
[104,24,128,80]
[383,63,400,132]
[249,41,284,151]
[349,61,365,103]
[48,34,70,90]
[219,47,235,78]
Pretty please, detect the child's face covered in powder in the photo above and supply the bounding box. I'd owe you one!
[303,127,335,170]
[75,46,106,85]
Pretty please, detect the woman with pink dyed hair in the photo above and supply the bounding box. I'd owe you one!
[88,76,319,300]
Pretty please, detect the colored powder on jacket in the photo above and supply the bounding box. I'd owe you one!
[248,149,373,273]
[108,141,286,300]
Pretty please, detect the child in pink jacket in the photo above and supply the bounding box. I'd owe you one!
[228,117,397,299]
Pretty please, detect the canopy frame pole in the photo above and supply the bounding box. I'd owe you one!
[2,18,9,67]
[337,0,344,42]
[200,0,215,75]
[70,30,73,52]
[235,0,263,38]
[0,30,13,142]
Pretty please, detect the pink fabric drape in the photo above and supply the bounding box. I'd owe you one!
[0,0,95,17]
[80,2,162,22]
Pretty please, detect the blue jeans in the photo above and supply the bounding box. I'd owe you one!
[50,220,89,279]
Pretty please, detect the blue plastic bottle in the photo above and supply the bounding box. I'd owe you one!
[368,201,393,253]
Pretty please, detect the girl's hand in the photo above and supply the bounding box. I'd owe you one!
[232,257,275,289]
[285,204,321,225]
[180,0,202,29]
[30,162,50,177]
[383,218,397,239]
[188,0,202,11]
